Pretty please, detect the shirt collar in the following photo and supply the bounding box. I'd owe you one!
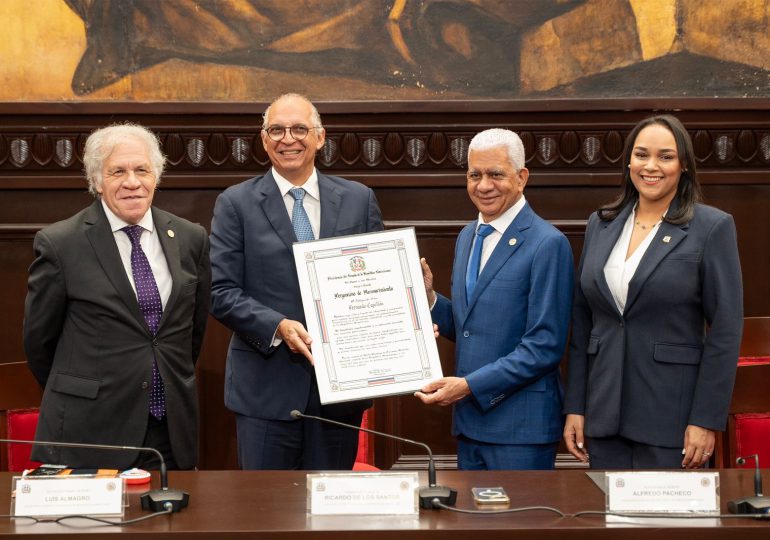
[272,167,320,201]
[101,199,154,233]
[476,194,526,233]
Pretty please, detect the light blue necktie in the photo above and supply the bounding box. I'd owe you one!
[290,188,315,242]
[465,223,495,299]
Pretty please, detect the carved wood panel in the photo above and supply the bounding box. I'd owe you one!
[1,101,768,471]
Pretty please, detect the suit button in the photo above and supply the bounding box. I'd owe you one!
[619,321,624,327]
[152,339,159,346]
[463,331,470,338]
[141,381,149,389]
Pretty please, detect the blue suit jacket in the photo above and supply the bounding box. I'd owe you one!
[564,202,743,448]
[210,171,383,422]
[432,202,574,445]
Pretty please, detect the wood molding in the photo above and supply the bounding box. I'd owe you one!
[2,98,770,115]
[388,453,587,470]
[2,110,770,189]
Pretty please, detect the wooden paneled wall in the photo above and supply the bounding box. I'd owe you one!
[1,100,768,470]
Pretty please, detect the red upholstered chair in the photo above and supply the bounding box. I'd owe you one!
[352,461,380,471]
[6,408,41,472]
[734,413,770,468]
[718,318,770,467]
[353,409,379,470]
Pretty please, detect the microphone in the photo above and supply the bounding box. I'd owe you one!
[0,438,189,512]
[290,410,457,509]
[728,453,770,514]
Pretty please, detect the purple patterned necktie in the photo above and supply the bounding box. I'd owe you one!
[122,225,166,419]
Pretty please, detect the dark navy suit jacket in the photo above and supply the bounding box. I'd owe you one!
[564,202,743,448]
[432,202,574,445]
[210,171,383,424]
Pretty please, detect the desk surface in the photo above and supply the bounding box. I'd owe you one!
[1,469,769,538]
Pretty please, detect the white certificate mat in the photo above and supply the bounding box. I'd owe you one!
[293,228,443,404]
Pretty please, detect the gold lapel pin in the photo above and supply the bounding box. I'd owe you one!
[509,238,517,246]
[167,229,175,238]
[662,235,671,243]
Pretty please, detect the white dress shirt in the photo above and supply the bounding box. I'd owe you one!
[272,167,321,239]
[603,208,662,314]
[429,196,527,311]
[474,194,527,274]
[270,168,322,346]
[101,200,172,308]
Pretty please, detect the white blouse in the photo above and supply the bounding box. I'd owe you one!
[603,210,662,314]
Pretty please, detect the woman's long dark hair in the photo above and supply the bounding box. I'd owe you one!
[598,115,702,224]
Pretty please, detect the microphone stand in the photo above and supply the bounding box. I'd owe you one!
[1,438,189,512]
[728,453,770,515]
[291,410,457,509]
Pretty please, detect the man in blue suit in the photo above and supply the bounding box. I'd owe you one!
[210,94,383,470]
[418,128,573,470]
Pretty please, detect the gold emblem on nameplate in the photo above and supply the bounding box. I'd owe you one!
[167,230,175,238]
[509,238,517,246]
[662,235,671,243]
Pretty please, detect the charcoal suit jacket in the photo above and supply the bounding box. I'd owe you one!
[24,200,210,469]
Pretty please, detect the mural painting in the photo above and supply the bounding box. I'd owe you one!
[1,0,769,102]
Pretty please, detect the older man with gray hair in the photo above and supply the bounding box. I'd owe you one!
[418,128,573,470]
[24,123,210,470]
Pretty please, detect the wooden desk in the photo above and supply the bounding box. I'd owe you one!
[1,470,769,538]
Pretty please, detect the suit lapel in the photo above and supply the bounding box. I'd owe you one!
[318,174,342,239]
[154,208,182,330]
[591,204,633,315]
[258,171,296,249]
[84,200,148,333]
[467,204,533,309]
[624,220,688,314]
[455,224,474,312]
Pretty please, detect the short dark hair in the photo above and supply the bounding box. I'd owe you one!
[598,114,702,224]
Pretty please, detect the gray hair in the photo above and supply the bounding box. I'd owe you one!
[261,93,323,131]
[468,128,526,170]
[83,123,166,196]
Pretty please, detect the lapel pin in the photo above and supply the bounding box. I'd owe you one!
[167,229,175,238]
[662,235,671,243]
[509,238,517,246]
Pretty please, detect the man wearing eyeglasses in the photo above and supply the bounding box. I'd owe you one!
[210,93,383,470]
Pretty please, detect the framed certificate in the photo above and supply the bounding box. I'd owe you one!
[292,228,443,404]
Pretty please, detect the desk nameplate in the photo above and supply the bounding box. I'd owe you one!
[13,475,125,518]
[307,472,419,515]
[606,471,719,515]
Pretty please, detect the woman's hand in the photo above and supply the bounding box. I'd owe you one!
[681,425,715,469]
[564,414,589,463]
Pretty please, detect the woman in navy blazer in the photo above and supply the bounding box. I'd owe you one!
[563,115,743,469]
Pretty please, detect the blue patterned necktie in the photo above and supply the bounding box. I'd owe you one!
[122,225,166,420]
[465,223,495,299]
[290,187,315,242]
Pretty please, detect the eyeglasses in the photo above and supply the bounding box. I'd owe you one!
[263,125,321,142]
